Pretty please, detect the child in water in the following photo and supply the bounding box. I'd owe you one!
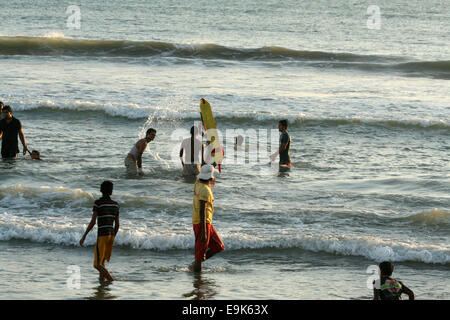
[373,261,415,300]
[30,150,41,160]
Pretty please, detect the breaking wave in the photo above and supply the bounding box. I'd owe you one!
[1,36,449,78]
[13,101,450,131]
[0,216,448,265]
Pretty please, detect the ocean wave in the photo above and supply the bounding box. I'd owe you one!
[326,208,450,228]
[15,101,450,131]
[395,209,450,226]
[310,60,450,79]
[2,36,449,79]
[395,60,450,74]
[0,215,448,264]
[0,184,94,209]
[0,184,190,211]
[293,234,449,265]
[0,36,402,62]
[2,185,448,230]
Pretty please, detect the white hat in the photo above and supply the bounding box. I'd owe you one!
[197,164,216,180]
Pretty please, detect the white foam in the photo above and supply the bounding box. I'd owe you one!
[0,215,448,265]
[42,31,68,39]
[294,234,449,264]
[11,100,449,129]
[13,99,201,121]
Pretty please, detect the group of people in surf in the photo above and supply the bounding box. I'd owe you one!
[79,119,292,281]
[123,119,292,177]
[1,103,414,299]
[97,117,413,299]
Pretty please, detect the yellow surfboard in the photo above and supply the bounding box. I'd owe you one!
[200,98,224,171]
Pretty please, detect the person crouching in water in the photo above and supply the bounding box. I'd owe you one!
[189,164,224,272]
[125,128,156,175]
[80,181,120,281]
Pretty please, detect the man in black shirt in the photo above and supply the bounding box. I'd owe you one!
[270,119,291,167]
[0,105,29,159]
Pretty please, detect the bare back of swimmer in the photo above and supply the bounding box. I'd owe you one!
[124,128,156,175]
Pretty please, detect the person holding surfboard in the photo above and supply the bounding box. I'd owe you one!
[270,119,291,167]
[180,125,205,176]
[124,128,156,175]
[200,98,224,173]
[189,164,225,272]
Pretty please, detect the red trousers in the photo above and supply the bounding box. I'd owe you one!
[193,223,225,262]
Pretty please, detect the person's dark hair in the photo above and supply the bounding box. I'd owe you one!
[0,101,3,108]
[235,135,244,146]
[31,150,40,160]
[379,261,394,276]
[146,128,156,135]
[279,119,288,128]
[190,126,199,136]
[100,181,114,196]
[3,105,12,113]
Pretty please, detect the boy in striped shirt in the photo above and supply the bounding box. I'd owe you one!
[80,181,120,281]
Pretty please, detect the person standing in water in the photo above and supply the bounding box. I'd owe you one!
[0,105,29,159]
[373,261,415,300]
[180,126,205,176]
[189,164,224,272]
[270,119,291,167]
[80,181,120,282]
[125,128,156,175]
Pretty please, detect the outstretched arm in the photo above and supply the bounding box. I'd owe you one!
[136,140,147,169]
[199,200,207,243]
[136,154,143,168]
[201,143,205,165]
[400,282,415,300]
[79,212,97,246]
[114,214,120,237]
[373,288,381,300]
[180,147,184,167]
[19,127,29,155]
